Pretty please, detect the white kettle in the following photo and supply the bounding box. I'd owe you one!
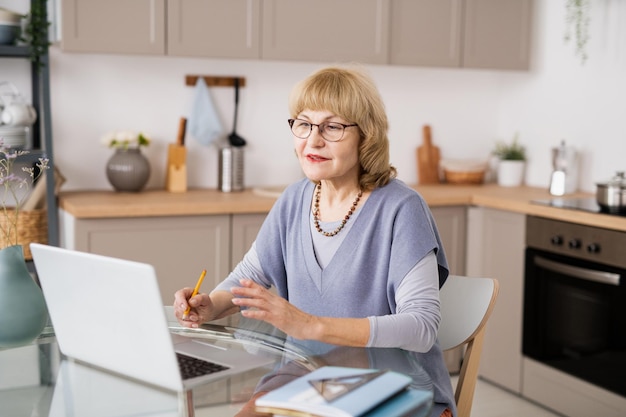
[0,82,37,127]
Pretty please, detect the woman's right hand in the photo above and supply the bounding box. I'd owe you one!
[173,288,213,328]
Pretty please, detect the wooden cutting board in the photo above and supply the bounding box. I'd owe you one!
[416,125,440,184]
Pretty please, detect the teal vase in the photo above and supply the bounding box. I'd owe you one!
[0,245,48,348]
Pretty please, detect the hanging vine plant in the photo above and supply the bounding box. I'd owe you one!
[564,0,591,64]
[19,0,51,70]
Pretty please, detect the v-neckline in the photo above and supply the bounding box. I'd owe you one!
[300,182,376,292]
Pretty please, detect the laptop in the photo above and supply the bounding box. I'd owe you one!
[30,243,276,393]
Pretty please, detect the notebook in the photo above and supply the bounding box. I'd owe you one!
[30,243,275,392]
[254,366,425,417]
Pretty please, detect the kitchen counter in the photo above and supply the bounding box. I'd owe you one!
[58,184,626,232]
[58,188,277,217]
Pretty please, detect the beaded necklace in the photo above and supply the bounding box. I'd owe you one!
[312,182,363,237]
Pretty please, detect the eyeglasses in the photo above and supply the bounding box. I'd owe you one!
[288,118,358,142]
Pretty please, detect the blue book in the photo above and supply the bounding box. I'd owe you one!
[255,366,433,417]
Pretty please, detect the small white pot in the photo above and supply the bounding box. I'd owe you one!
[497,160,525,187]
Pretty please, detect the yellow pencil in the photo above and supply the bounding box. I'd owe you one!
[182,269,206,320]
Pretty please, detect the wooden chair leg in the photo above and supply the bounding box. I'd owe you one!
[454,327,486,417]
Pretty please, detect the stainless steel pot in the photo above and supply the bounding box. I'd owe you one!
[596,171,626,214]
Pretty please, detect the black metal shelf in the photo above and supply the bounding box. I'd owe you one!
[0,2,58,247]
[14,149,50,164]
[0,45,30,57]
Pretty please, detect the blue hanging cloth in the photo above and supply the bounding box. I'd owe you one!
[188,78,223,146]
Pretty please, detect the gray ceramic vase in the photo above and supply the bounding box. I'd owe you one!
[106,148,151,192]
[0,245,48,348]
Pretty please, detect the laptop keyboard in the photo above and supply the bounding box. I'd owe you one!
[176,352,230,380]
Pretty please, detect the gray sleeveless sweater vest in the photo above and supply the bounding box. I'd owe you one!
[255,178,455,415]
[256,178,449,317]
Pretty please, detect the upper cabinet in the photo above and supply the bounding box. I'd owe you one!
[60,0,532,70]
[390,0,533,70]
[390,0,463,68]
[463,0,533,70]
[61,0,166,55]
[261,0,390,65]
[167,0,261,59]
[61,0,259,58]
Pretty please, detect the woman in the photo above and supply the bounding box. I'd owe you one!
[174,66,456,417]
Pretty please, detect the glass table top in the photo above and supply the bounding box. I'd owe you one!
[0,313,434,417]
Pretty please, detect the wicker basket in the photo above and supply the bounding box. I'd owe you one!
[443,169,486,184]
[0,209,48,260]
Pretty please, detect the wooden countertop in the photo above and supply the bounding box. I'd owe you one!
[58,184,626,232]
[58,188,278,218]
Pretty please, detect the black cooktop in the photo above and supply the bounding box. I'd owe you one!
[532,197,626,216]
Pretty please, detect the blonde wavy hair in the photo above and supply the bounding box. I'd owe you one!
[288,66,397,191]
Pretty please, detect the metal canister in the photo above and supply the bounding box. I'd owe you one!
[218,146,244,192]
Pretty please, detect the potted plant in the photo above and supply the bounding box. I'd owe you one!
[102,130,151,150]
[19,0,51,70]
[565,0,590,64]
[493,135,526,187]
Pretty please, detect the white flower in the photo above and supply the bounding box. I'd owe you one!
[102,131,151,150]
[0,139,50,248]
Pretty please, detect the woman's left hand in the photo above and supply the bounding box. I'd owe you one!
[230,279,317,340]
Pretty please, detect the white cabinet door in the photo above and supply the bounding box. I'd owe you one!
[167,0,261,59]
[61,0,166,54]
[466,207,526,393]
[262,0,390,64]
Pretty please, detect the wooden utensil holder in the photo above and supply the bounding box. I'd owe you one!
[166,144,187,192]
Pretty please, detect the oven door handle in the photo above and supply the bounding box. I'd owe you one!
[535,256,620,286]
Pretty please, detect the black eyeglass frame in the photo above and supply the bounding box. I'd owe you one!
[287,118,358,142]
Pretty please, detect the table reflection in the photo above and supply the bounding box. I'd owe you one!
[199,317,434,417]
[0,314,434,417]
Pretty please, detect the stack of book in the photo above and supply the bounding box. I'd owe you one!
[255,366,433,417]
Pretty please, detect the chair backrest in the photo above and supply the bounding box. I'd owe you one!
[438,275,499,417]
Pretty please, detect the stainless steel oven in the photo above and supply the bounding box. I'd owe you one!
[522,216,626,416]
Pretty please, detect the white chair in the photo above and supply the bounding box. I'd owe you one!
[438,275,499,417]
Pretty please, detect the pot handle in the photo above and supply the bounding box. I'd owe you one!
[608,171,626,186]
